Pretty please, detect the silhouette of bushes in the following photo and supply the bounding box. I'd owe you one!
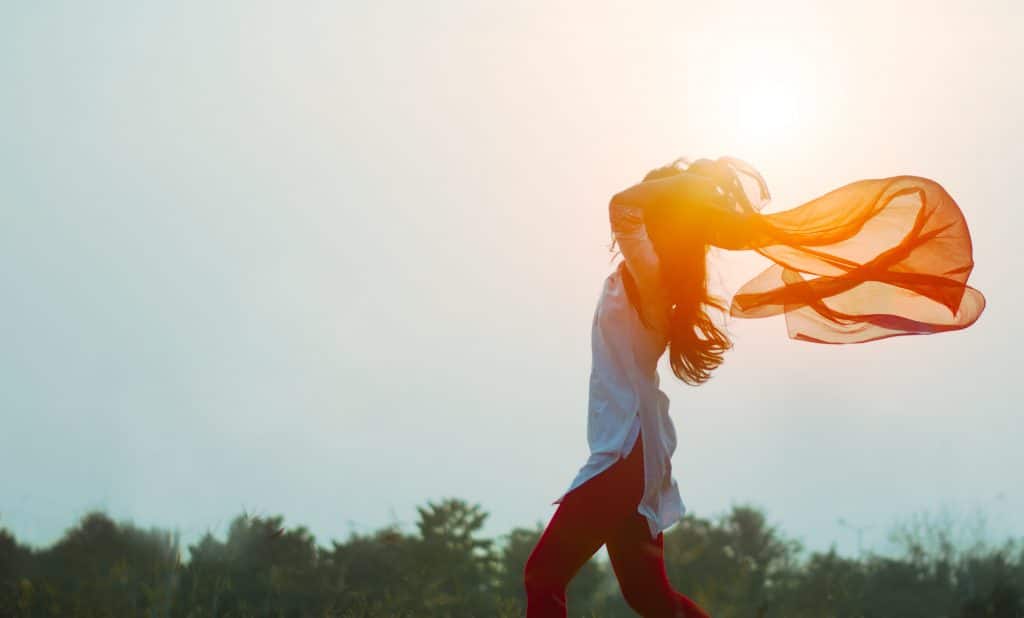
[1,498,1020,617]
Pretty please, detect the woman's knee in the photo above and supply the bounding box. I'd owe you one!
[525,548,578,603]
[622,589,655,616]
[621,585,686,617]
[523,552,555,594]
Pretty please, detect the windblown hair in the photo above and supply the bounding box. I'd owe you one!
[614,158,745,386]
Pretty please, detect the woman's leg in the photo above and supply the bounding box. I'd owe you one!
[524,436,644,617]
[522,492,609,616]
[606,512,709,618]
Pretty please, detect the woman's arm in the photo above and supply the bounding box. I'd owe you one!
[613,170,765,250]
[611,171,726,217]
[608,197,671,334]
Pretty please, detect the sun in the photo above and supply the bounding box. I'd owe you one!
[715,43,820,152]
[734,78,802,144]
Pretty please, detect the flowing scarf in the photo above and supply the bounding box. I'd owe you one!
[700,158,986,343]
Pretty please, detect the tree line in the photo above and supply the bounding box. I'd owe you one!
[1,498,1021,617]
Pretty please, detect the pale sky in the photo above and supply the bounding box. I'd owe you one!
[2,0,1021,557]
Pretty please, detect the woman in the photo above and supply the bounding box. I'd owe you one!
[522,157,985,617]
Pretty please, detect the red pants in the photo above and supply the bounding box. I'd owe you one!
[523,432,708,617]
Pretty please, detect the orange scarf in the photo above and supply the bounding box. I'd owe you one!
[705,161,985,343]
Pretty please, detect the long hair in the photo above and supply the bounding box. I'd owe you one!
[613,158,741,386]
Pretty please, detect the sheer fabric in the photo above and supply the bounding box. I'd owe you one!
[699,159,986,343]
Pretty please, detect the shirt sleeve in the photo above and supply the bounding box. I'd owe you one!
[609,200,670,333]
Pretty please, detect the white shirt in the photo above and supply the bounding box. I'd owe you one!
[552,202,686,540]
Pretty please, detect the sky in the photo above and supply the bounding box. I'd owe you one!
[2,0,1022,558]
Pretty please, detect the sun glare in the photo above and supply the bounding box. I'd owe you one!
[716,44,820,152]
[735,78,802,144]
